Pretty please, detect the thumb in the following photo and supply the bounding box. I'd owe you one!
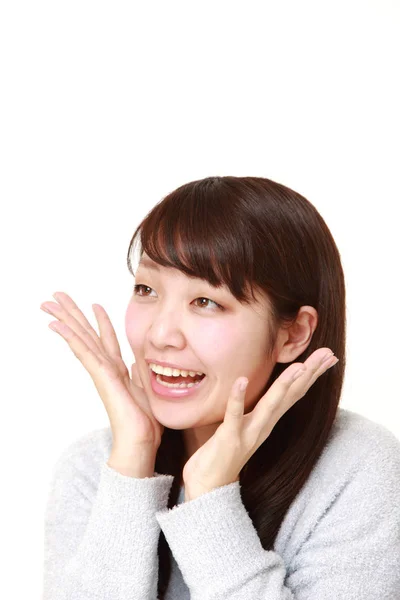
[130,362,144,388]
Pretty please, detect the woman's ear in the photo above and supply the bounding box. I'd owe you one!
[275,306,318,364]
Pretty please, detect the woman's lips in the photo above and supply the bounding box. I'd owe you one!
[149,367,208,399]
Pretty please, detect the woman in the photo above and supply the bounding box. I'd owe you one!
[41,175,400,599]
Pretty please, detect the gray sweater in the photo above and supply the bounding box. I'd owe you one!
[42,408,400,599]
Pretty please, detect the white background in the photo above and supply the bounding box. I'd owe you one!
[1,1,399,597]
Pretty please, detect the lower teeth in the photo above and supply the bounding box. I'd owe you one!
[156,374,204,388]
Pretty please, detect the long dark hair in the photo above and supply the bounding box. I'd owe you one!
[126,176,346,598]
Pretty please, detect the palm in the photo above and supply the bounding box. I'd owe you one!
[181,348,338,500]
[182,419,247,490]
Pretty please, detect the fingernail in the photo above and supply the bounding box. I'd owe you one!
[239,379,248,392]
[49,321,69,335]
[321,352,335,364]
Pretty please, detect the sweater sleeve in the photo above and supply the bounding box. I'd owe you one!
[155,430,400,600]
[42,436,174,600]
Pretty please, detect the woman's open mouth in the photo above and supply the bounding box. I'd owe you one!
[149,367,207,399]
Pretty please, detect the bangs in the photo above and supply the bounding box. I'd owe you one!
[126,178,260,305]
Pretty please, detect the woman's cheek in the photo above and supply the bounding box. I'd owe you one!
[194,320,236,358]
[124,302,146,348]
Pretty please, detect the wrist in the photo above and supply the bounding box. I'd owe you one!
[107,448,156,478]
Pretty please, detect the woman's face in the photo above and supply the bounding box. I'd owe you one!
[125,253,277,435]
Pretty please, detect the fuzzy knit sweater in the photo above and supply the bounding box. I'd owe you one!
[42,408,400,599]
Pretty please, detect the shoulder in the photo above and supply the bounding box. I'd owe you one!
[44,426,114,517]
[279,410,400,595]
[326,407,400,470]
[51,426,113,481]
[305,407,400,501]
[275,408,400,557]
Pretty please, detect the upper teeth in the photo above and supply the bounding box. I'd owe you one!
[150,363,205,378]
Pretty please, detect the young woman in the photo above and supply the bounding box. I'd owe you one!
[41,175,400,599]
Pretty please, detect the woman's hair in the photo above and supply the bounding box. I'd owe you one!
[126,175,346,599]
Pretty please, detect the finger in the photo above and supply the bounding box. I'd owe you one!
[48,320,104,377]
[92,304,129,381]
[286,349,337,390]
[42,298,104,358]
[250,349,335,427]
[42,293,131,384]
[305,353,339,387]
[223,378,248,432]
[52,292,105,353]
[248,362,307,430]
[131,362,144,389]
[48,320,136,427]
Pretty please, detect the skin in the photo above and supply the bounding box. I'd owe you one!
[125,253,320,469]
[40,256,337,498]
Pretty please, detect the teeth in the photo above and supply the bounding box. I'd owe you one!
[149,363,205,378]
[156,374,203,388]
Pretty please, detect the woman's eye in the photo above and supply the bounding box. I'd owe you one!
[133,284,155,297]
[133,284,223,311]
[193,297,221,310]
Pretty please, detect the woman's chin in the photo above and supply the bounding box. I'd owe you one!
[151,402,205,430]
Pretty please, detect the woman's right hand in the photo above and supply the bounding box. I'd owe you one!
[40,292,164,456]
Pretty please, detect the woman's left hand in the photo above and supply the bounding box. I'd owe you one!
[182,348,339,502]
